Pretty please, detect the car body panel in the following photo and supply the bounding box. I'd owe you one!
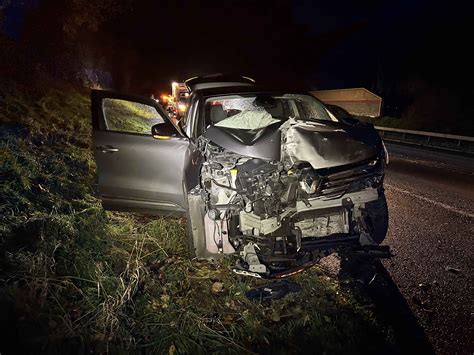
[202,124,282,161]
[91,90,200,215]
[92,130,192,214]
[281,119,380,169]
[184,74,255,91]
[202,111,381,169]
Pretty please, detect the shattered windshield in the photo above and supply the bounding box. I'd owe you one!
[205,93,333,130]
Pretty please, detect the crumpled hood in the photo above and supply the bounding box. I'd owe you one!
[281,119,381,169]
[203,123,282,161]
[203,119,381,168]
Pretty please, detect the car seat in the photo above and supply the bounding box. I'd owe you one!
[264,100,284,118]
[210,104,227,123]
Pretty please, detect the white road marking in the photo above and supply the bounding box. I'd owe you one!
[385,183,474,219]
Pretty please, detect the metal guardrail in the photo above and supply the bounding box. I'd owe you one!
[374,126,474,148]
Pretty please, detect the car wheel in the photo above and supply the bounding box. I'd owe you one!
[364,192,389,244]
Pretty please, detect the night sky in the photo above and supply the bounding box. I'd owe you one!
[1,0,472,96]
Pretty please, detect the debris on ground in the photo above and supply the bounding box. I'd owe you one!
[444,266,461,274]
[418,283,431,291]
[412,295,434,313]
[245,280,302,301]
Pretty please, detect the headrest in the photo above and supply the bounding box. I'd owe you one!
[210,104,227,123]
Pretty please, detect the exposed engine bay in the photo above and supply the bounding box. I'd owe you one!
[187,119,387,278]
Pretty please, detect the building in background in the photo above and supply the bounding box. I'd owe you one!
[311,88,382,117]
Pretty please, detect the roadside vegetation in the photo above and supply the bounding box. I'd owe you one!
[104,98,163,134]
[0,79,396,353]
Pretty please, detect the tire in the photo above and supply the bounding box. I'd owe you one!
[364,192,389,244]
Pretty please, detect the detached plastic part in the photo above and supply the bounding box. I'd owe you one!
[245,280,302,301]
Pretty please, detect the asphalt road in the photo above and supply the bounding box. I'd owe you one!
[381,143,474,354]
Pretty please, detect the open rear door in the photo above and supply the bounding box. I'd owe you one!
[91,90,191,215]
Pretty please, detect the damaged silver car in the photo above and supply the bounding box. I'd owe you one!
[91,76,390,278]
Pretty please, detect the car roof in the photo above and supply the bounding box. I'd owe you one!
[185,74,255,91]
[195,85,310,98]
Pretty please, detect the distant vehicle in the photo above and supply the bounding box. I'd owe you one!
[91,75,390,279]
[166,100,176,118]
[170,82,190,123]
[172,82,189,101]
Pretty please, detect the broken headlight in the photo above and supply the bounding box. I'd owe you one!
[300,170,322,194]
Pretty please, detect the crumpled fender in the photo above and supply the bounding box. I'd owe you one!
[281,118,380,169]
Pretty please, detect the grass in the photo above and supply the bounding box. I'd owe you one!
[103,98,163,134]
[0,80,394,354]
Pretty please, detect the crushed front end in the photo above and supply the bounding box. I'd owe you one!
[188,115,390,278]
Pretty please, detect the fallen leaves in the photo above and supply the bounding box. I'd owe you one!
[270,310,280,322]
[223,314,234,324]
[211,282,224,294]
[225,300,238,310]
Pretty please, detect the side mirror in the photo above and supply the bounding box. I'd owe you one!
[151,123,178,139]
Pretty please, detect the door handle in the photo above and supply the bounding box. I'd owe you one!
[96,145,119,153]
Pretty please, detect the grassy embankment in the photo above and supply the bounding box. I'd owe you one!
[0,81,393,353]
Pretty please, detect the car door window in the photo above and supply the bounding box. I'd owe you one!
[102,98,164,135]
